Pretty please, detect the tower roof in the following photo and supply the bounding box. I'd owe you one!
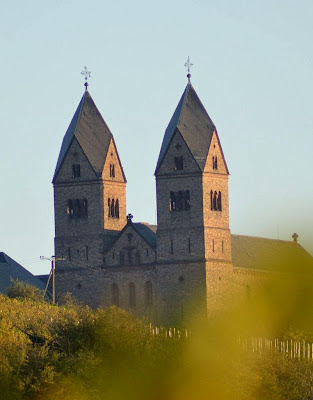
[155,83,228,174]
[53,91,126,182]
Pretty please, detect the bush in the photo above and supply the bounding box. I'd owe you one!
[7,280,44,302]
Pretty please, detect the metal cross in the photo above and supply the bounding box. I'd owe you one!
[81,66,91,90]
[184,56,193,83]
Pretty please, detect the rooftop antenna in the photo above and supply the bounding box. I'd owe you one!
[81,66,91,91]
[184,56,193,84]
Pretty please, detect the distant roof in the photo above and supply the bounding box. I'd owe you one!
[231,235,313,273]
[0,252,46,294]
[131,230,312,273]
[155,83,228,174]
[53,91,126,182]
[133,223,157,248]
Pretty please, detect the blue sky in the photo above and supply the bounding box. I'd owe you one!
[1,0,313,274]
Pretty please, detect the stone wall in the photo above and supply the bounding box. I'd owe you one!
[56,265,158,320]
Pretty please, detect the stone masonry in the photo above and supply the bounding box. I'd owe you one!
[53,80,313,325]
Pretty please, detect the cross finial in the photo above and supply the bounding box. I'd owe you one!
[81,66,91,91]
[184,56,193,83]
[292,232,299,243]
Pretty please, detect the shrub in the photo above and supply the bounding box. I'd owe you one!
[7,280,44,302]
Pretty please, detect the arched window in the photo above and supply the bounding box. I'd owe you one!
[145,281,153,309]
[174,156,184,170]
[129,282,136,308]
[110,164,116,178]
[210,190,213,210]
[111,199,115,218]
[212,156,218,170]
[217,191,222,211]
[67,199,73,216]
[115,199,119,218]
[111,283,119,306]
[108,198,111,217]
[170,191,176,211]
[170,190,191,211]
[72,164,81,178]
[213,191,217,211]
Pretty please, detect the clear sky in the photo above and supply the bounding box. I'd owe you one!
[1,0,313,274]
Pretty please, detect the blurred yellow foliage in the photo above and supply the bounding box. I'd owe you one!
[2,268,313,399]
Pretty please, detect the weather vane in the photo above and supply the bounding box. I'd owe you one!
[184,56,193,83]
[81,66,91,90]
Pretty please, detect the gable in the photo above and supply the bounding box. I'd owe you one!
[102,139,127,182]
[204,130,229,174]
[54,137,98,183]
[104,224,156,266]
[156,130,201,175]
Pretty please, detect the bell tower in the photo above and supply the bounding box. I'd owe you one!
[155,79,232,321]
[155,82,231,263]
[53,85,126,270]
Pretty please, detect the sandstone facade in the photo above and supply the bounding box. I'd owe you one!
[53,81,313,325]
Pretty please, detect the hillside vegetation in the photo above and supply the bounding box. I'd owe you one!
[1,280,313,400]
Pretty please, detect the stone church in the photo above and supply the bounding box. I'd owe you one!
[53,77,313,324]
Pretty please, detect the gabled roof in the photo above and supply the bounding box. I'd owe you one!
[231,235,313,273]
[0,252,46,294]
[155,83,223,174]
[53,91,126,182]
[103,222,157,255]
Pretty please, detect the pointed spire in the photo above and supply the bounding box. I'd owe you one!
[155,83,219,174]
[53,91,126,183]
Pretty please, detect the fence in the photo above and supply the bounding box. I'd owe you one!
[149,324,313,361]
[238,336,313,361]
[149,324,190,339]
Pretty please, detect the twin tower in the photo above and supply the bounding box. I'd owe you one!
[53,81,232,323]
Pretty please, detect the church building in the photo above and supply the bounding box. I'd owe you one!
[53,73,313,324]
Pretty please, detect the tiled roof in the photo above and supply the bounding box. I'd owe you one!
[0,252,46,294]
[53,91,126,182]
[231,235,313,273]
[155,83,223,173]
